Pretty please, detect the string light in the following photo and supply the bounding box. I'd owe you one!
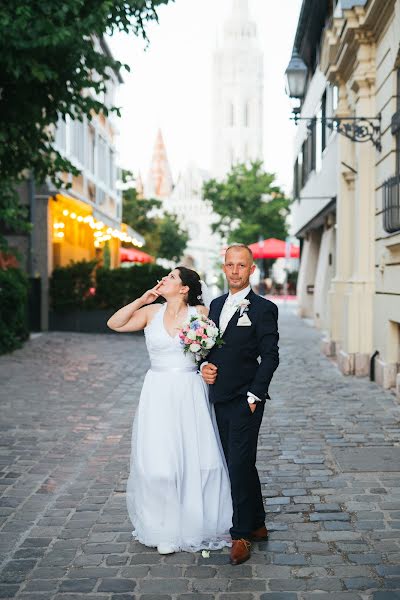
[54,202,142,249]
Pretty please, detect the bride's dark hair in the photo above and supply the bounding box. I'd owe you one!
[176,266,204,306]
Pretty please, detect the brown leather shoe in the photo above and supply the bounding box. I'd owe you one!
[250,525,269,541]
[230,538,252,565]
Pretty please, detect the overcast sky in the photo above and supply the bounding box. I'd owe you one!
[108,0,302,193]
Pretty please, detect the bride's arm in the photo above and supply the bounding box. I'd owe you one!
[107,284,162,333]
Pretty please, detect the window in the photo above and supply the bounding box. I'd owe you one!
[97,136,107,183]
[55,116,67,152]
[244,101,249,127]
[332,85,339,111]
[109,149,115,189]
[321,91,327,152]
[396,68,400,175]
[71,118,85,165]
[229,102,234,127]
[315,92,327,173]
[382,67,400,233]
[87,125,96,174]
[293,158,299,199]
[382,176,400,233]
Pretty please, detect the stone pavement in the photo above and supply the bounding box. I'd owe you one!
[0,305,400,600]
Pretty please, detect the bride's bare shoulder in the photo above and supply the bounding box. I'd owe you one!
[196,304,209,317]
[146,302,163,326]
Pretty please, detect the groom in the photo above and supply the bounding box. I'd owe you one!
[201,243,279,565]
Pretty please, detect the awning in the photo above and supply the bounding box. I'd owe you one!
[249,238,300,259]
[120,247,155,263]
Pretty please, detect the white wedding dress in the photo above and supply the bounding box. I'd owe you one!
[126,303,233,552]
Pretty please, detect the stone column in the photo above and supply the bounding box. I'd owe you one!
[297,229,322,319]
[340,35,376,376]
[324,81,355,360]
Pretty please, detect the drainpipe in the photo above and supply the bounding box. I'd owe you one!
[370,350,379,381]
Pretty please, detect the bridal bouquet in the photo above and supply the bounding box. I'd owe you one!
[178,314,224,361]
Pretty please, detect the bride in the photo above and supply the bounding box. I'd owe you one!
[107,266,232,554]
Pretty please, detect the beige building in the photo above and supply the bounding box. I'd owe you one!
[10,38,143,331]
[287,0,400,398]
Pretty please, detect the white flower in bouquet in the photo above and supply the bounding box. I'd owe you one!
[189,343,201,353]
[178,315,225,362]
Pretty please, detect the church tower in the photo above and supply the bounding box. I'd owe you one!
[145,129,173,199]
[212,0,263,178]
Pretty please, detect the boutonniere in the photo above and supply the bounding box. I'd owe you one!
[236,299,250,316]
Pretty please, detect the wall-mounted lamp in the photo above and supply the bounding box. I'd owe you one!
[285,50,382,151]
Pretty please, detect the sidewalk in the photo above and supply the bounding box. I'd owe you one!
[0,307,399,599]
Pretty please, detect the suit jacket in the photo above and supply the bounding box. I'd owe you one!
[205,289,279,404]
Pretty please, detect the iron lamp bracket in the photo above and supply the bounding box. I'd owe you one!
[291,113,382,152]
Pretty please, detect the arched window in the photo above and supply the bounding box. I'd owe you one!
[244,101,250,127]
[229,102,234,127]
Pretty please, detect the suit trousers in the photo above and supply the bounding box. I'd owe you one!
[214,396,265,540]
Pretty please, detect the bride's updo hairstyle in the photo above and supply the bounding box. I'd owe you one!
[176,266,204,306]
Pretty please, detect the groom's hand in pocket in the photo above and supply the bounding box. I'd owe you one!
[201,363,218,385]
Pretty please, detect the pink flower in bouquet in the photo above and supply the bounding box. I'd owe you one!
[178,313,224,362]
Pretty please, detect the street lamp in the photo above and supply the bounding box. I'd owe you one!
[285,48,382,151]
[285,48,308,99]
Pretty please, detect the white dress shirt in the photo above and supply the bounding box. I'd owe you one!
[203,285,261,404]
[219,285,252,334]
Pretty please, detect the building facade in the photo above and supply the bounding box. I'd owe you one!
[164,164,221,287]
[13,38,143,331]
[212,0,263,178]
[289,0,400,397]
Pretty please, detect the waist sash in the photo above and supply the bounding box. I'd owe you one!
[150,365,197,373]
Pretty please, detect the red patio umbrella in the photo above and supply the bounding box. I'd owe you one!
[248,238,300,259]
[120,247,155,263]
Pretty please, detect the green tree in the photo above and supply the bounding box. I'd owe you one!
[122,170,161,255]
[0,0,173,248]
[158,213,189,262]
[202,161,290,245]
[122,173,188,262]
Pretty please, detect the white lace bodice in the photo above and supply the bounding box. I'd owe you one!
[144,304,197,370]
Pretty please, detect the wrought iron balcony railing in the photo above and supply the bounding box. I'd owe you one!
[382,174,400,234]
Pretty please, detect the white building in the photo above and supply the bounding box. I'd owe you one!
[212,0,264,178]
[164,164,221,287]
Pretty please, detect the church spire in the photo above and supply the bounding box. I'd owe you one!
[145,129,173,200]
[223,0,258,46]
[232,0,249,17]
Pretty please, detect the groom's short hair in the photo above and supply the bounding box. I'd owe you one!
[225,243,254,263]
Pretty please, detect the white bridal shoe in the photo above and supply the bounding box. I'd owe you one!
[157,544,175,555]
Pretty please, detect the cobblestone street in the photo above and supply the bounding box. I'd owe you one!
[0,305,400,599]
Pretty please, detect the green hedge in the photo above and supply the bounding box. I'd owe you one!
[50,261,170,312]
[94,264,169,310]
[0,268,29,354]
[50,260,97,313]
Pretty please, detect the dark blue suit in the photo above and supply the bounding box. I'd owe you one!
[205,289,279,539]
